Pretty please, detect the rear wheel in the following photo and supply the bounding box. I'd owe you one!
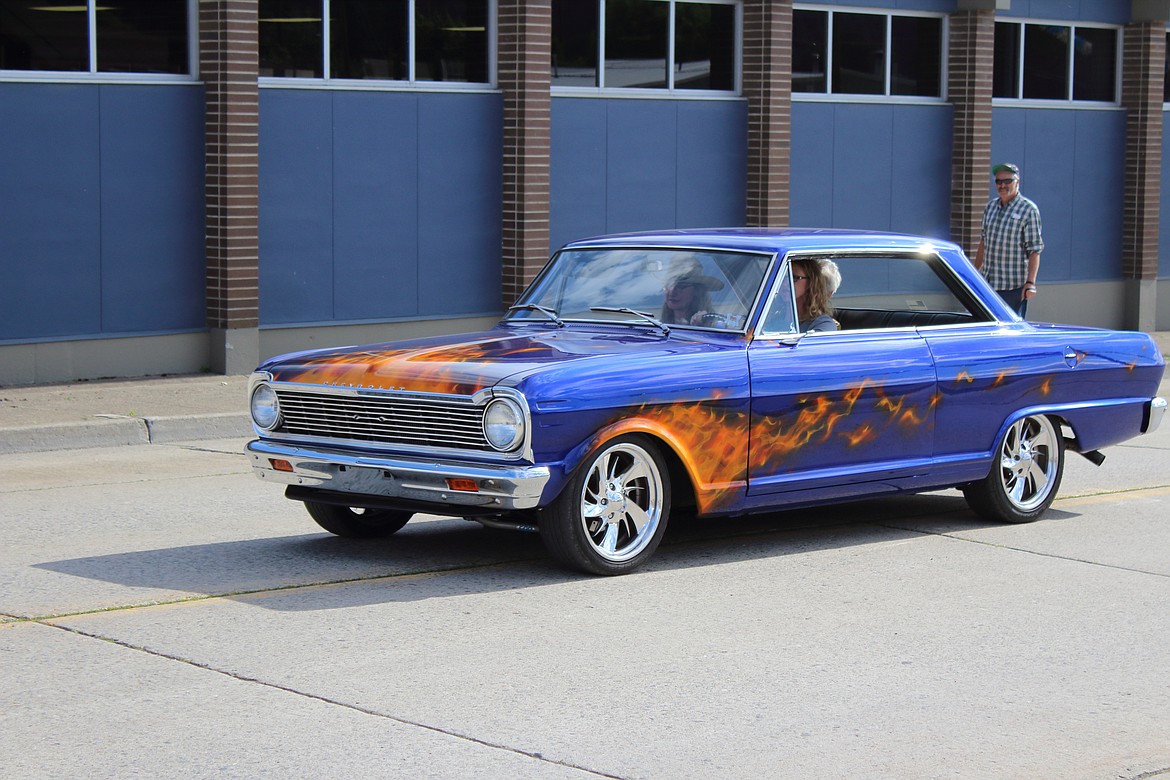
[540,435,671,575]
[304,502,412,538]
[963,414,1064,524]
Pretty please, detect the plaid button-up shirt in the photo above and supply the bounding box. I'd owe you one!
[980,193,1044,290]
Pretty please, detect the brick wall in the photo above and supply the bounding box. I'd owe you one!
[200,0,260,330]
[743,0,792,228]
[498,0,552,307]
[1122,22,1165,282]
[947,9,995,259]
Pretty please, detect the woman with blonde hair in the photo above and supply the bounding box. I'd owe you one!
[792,258,840,332]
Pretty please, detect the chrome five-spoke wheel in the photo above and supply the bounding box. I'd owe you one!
[541,435,671,575]
[963,414,1065,524]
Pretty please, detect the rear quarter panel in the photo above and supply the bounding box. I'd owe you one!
[925,323,1164,481]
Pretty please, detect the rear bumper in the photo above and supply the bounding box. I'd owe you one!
[1147,396,1167,434]
[247,439,551,511]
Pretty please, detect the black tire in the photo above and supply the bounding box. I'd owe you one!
[304,502,412,538]
[540,435,671,575]
[963,414,1064,524]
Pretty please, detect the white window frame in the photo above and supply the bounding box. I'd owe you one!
[0,0,199,84]
[259,0,498,93]
[552,0,743,100]
[792,5,948,105]
[992,18,1122,108]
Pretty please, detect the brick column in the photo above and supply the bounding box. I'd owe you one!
[200,0,260,374]
[742,0,792,228]
[498,0,552,308]
[947,8,995,259]
[1122,19,1164,331]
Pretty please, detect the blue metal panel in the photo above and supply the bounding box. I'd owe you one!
[1070,110,1124,280]
[98,85,205,333]
[791,102,836,228]
[551,97,747,250]
[606,100,679,233]
[550,98,609,249]
[832,104,894,231]
[259,90,335,324]
[1005,1,1128,24]
[0,84,102,340]
[675,100,747,228]
[332,91,421,321]
[830,0,955,11]
[794,103,949,238]
[416,93,502,316]
[993,106,1124,283]
[890,104,952,240]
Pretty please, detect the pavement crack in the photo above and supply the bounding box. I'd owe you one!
[874,522,1170,580]
[37,621,623,779]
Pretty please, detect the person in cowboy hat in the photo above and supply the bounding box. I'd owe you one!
[659,254,725,325]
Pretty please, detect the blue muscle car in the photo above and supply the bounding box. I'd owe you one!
[247,229,1166,574]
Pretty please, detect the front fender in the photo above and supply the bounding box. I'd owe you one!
[539,407,750,516]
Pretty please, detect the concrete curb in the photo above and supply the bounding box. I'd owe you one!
[0,413,251,455]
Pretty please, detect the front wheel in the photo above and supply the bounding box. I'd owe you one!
[304,502,412,538]
[963,414,1064,524]
[540,435,671,575]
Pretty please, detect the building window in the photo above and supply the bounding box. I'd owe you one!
[793,8,943,98]
[993,20,1118,102]
[259,0,490,84]
[552,0,738,92]
[0,0,190,75]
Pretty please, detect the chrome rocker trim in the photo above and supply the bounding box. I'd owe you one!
[247,439,551,510]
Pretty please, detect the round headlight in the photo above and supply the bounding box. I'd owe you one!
[483,397,525,452]
[250,384,281,430]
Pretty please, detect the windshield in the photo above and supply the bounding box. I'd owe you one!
[508,247,773,331]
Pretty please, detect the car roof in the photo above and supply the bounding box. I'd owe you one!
[559,227,962,256]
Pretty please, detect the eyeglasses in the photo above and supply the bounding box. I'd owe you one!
[792,274,809,281]
[994,178,1016,186]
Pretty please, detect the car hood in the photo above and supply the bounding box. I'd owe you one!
[258,326,735,395]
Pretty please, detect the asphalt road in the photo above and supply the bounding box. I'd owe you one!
[2,429,1169,779]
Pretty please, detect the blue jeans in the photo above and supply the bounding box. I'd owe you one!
[995,286,1028,318]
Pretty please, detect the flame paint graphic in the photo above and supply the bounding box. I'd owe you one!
[271,338,575,395]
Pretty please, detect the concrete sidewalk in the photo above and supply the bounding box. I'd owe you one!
[2,332,1169,456]
[0,373,251,454]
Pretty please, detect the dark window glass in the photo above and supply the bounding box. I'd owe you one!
[415,0,488,82]
[0,2,88,71]
[259,0,323,77]
[992,21,1020,98]
[674,2,735,90]
[1072,26,1116,101]
[605,0,668,88]
[97,0,188,74]
[1166,33,1170,103]
[1022,23,1068,100]
[792,9,827,93]
[890,15,939,96]
[331,0,408,79]
[832,12,884,95]
[552,0,598,86]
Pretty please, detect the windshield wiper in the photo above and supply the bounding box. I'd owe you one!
[590,306,670,335]
[507,303,564,327]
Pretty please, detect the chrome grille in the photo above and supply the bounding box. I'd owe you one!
[275,388,489,450]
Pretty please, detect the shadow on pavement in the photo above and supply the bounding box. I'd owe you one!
[33,491,1073,613]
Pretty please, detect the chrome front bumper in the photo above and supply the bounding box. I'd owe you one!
[247,439,552,510]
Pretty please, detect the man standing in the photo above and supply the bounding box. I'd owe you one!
[973,162,1044,317]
